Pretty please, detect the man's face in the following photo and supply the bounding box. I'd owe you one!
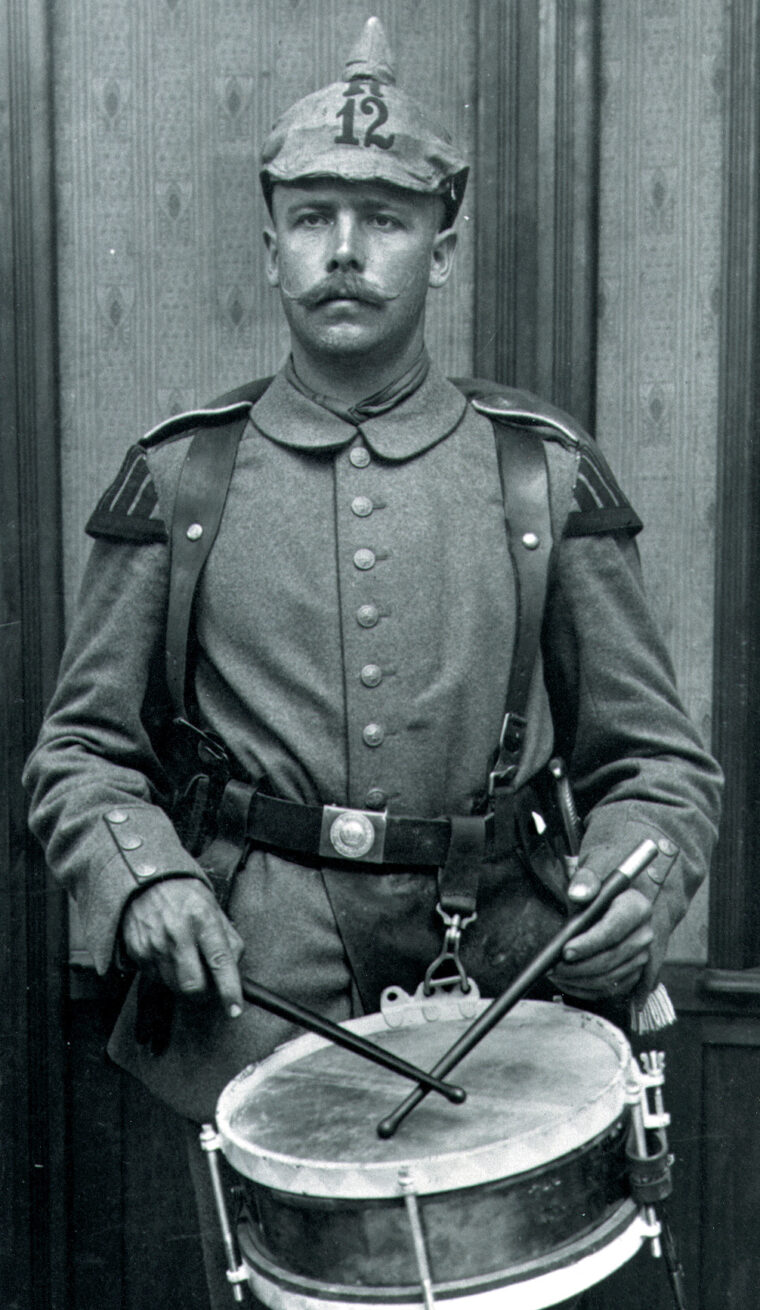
[264,179,456,363]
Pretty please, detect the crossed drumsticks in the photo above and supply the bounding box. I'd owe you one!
[241,838,659,1137]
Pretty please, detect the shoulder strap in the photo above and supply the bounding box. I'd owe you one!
[488,419,554,798]
[165,377,272,720]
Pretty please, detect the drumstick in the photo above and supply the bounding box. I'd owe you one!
[240,979,466,1104]
[377,838,658,1138]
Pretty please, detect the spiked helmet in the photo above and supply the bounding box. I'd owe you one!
[260,17,469,226]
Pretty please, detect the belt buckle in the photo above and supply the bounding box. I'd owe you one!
[319,805,387,864]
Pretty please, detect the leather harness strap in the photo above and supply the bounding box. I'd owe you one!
[491,421,554,789]
[429,421,554,927]
[166,419,244,720]
[165,380,272,720]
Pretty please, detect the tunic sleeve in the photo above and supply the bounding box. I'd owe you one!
[542,525,723,981]
[23,532,209,974]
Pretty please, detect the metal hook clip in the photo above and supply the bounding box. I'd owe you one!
[423,905,477,995]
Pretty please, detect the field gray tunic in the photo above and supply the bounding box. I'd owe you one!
[24,361,722,1120]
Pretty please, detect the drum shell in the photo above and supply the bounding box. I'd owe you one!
[216,996,637,1304]
[241,1117,629,1286]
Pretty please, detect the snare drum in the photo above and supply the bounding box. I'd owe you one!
[213,989,651,1310]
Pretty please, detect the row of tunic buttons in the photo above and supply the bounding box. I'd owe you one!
[350,441,387,791]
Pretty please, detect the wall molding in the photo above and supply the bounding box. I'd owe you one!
[474,0,600,430]
[0,1,67,1305]
[710,0,760,970]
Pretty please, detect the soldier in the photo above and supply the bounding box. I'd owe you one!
[24,18,721,1309]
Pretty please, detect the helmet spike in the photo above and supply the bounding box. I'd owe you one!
[342,16,396,85]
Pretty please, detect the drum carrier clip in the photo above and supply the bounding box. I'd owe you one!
[624,1050,674,1255]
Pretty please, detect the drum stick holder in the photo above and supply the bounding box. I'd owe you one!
[624,1051,672,1256]
[623,1052,676,1233]
[624,1052,689,1309]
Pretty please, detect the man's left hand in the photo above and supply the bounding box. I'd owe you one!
[548,866,654,999]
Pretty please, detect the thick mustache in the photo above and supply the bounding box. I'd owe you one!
[280,274,400,307]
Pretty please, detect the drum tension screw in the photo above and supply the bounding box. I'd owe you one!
[200,1124,249,1303]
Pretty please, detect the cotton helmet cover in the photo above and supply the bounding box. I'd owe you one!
[259,17,469,225]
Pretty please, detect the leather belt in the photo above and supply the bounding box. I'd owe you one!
[245,792,497,868]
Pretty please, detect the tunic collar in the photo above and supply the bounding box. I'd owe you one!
[249,358,468,462]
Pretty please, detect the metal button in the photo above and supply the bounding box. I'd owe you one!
[350,446,371,468]
[351,495,373,517]
[365,788,387,809]
[363,723,384,747]
[186,522,204,541]
[658,838,678,857]
[329,811,376,859]
[119,834,143,851]
[354,548,376,570]
[106,809,128,824]
[357,604,379,628]
[360,663,383,687]
[134,863,158,881]
[521,532,540,550]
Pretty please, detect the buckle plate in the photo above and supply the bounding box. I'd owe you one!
[319,806,388,863]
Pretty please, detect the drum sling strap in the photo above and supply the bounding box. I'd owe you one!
[157,401,558,1011]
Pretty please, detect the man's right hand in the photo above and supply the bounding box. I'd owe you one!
[121,877,245,1018]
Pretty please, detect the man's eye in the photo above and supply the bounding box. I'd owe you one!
[296,213,328,227]
[370,214,401,230]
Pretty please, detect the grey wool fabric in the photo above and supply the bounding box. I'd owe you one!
[24,362,722,1121]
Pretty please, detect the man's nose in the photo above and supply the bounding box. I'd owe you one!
[326,213,364,270]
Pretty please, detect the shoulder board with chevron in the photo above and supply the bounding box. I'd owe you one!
[86,378,273,543]
[451,377,642,538]
[85,444,167,544]
[565,443,642,538]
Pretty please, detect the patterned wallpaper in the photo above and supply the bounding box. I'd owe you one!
[596,0,725,960]
[53,0,476,609]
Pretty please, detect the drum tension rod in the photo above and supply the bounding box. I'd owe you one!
[399,1169,436,1310]
[241,979,466,1104]
[377,839,659,1139]
[199,1125,249,1303]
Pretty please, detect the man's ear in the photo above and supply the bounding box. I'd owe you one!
[263,228,280,287]
[429,229,457,289]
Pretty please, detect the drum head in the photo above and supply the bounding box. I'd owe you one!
[216,998,632,1199]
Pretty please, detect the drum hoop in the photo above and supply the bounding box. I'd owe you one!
[216,999,632,1200]
[237,1198,645,1310]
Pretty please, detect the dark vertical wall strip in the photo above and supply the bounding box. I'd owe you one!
[474,0,599,431]
[709,0,760,972]
[474,0,537,389]
[550,0,599,428]
[0,1,67,1306]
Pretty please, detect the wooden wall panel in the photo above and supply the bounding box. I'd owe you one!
[69,997,208,1310]
[701,1036,760,1305]
[709,0,760,970]
[473,0,599,430]
[0,1,68,1306]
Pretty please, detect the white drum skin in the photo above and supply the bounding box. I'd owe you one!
[215,994,643,1309]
